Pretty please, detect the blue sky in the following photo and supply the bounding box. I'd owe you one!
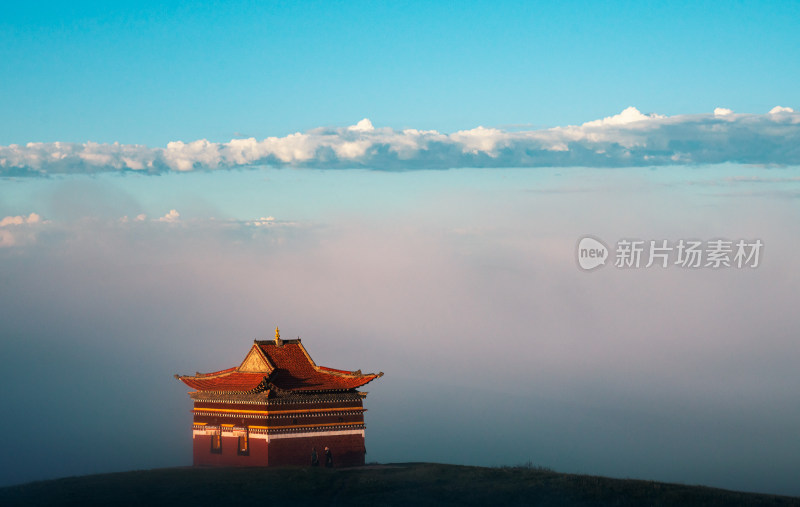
[1,0,800,497]
[2,1,799,146]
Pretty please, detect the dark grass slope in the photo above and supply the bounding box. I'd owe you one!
[1,463,798,507]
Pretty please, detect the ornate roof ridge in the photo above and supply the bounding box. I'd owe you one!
[317,365,384,379]
[201,367,237,377]
[174,371,268,393]
[255,338,302,346]
[177,335,383,393]
[174,366,238,380]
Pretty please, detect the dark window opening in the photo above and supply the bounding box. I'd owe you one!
[210,432,222,454]
[237,435,249,456]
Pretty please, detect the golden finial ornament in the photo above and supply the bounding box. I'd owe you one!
[274,326,282,346]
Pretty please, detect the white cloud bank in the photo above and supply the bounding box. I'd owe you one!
[0,212,46,247]
[155,209,181,223]
[1,107,798,176]
[0,212,41,227]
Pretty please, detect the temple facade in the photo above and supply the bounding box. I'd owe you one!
[175,328,382,467]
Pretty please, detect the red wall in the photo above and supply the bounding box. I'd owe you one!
[193,435,268,467]
[192,433,365,467]
[267,433,365,467]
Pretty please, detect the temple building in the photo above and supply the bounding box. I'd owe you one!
[175,328,382,467]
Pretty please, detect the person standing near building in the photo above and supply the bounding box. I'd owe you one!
[324,446,333,468]
[311,447,319,467]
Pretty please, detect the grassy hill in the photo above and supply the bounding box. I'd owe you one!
[1,463,797,507]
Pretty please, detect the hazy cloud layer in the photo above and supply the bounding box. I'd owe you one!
[2,107,799,176]
[2,202,799,494]
[2,168,799,494]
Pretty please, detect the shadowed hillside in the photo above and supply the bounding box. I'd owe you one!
[1,463,797,507]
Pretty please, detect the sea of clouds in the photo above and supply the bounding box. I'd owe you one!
[1,107,798,175]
